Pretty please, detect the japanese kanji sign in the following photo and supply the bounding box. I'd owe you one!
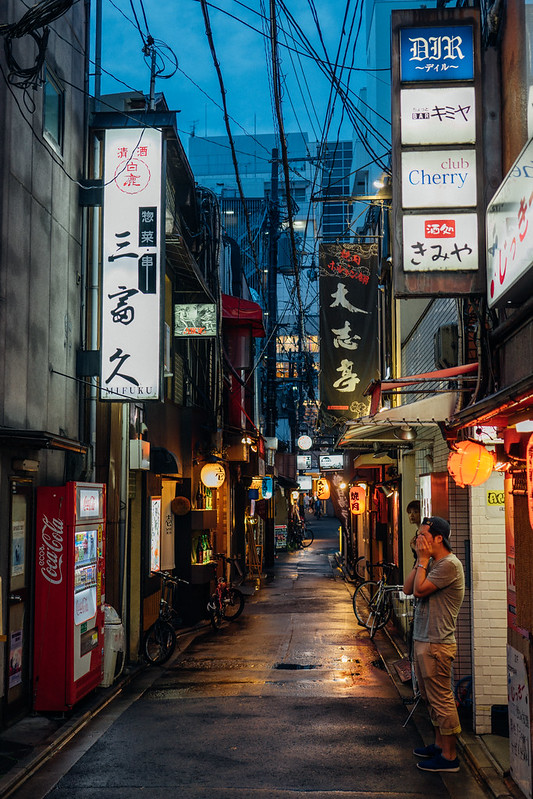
[400,86,475,145]
[486,137,533,307]
[391,7,484,297]
[101,128,163,400]
[403,213,478,271]
[400,25,474,82]
[319,243,379,423]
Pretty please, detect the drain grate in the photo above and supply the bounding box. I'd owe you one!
[273,663,322,670]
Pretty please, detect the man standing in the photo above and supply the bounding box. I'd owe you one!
[403,516,465,773]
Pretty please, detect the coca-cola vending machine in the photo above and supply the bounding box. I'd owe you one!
[33,482,106,711]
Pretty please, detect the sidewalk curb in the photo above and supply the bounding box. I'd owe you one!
[374,625,517,799]
[0,620,211,799]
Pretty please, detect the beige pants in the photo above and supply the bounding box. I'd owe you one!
[414,640,461,736]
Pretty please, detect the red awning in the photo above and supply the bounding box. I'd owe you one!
[221,294,266,337]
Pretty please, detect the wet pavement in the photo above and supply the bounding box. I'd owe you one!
[6,516,491,798]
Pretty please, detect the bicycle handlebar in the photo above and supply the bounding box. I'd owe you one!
[150,571,189,585]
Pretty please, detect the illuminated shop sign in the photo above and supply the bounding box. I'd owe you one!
[401,149,477,208]
[400,25,474,82]
[174,303,217,337]
[403,213,478,271]
[400,87,475,145]
[319,453,344,470]
[101,128,163,400]
[297,454,312,470]
[486,137,533,307]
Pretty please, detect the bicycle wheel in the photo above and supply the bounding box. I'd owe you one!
[353,581,379,626]
[209,597,223,630]
[369,596,392,639]
[354,556,367,582]
[300,527,314,548]
[144,619,176,664]
[222,588,245,620]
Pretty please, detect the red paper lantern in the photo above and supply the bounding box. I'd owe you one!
[317,478,330,499]
[447,440,495,488]
[349,486,365,515]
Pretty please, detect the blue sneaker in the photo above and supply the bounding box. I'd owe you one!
[413,744,442,758]
[417,754,460,772]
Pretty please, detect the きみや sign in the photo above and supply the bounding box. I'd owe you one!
[403,213,478,271]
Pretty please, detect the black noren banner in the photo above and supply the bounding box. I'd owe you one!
[319,243,379,424]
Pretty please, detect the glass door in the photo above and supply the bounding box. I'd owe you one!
[5,479,33,722]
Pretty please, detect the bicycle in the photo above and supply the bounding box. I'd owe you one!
[144,571,189,664]
[287,518,314,550]
[207,554,246,630]
[352,562,405,639]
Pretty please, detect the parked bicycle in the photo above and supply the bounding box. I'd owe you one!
[287,518,314,550]
[352,562,405,639]
[207,554,246,630]
[144,571,189,664]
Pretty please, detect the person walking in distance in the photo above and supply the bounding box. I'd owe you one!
[406,500,421,562]
[403,516,465,773]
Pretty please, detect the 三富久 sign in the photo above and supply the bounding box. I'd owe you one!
[400,25,474,82]
[402,149,477,208]
[101,128,163,401]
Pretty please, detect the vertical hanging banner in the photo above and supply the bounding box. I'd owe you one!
[319,243,379,422]
[101,128,163,400]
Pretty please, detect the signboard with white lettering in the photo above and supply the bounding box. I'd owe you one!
[402,150,477,208]
[403,213,478,271]
[101,128,163,400]
[401,87,476,145]
[400,25,474,82]
[486,137,533,307]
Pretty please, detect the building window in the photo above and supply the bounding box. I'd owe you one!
[43,69,64,152]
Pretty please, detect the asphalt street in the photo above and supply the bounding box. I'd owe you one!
[10,515,489,799]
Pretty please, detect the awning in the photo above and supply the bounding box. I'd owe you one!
[150,447,181,476]
[166,236,215,303]
[365,363,478,415]
[276,474,299,490]
[337,392,458,447]
[0,428,87,454]
[222,294,266,338]
[448,374,533,429]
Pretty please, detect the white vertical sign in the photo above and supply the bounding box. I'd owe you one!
[508,645,532,799]
[101,128,162,400]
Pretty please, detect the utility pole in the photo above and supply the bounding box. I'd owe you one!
[266,148,279,438]
[264,149,279,571]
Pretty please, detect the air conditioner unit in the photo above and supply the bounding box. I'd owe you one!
[130,440,150,470]
[434,324,458,370]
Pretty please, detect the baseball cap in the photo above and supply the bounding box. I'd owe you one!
[422,516,452,550]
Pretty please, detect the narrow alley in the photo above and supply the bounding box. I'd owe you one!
[8,517,488,799]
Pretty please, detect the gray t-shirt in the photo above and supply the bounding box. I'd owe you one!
[413,553,465,644]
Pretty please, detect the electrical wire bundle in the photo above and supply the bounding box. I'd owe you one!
[1,0,74,89]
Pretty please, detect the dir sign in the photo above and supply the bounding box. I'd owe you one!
[401,87,475,145]
[400,25,474,82]
[402,149,477,208]
[403,213,478,271]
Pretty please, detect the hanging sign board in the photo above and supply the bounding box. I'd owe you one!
[174,303,217,337]
[401,149,477,208]
[101,128,163,400]
[400,25,474,82]
[486,137,533,307]
[391,8,484,297]
[403,213,478,271]
[400,87,476,145]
